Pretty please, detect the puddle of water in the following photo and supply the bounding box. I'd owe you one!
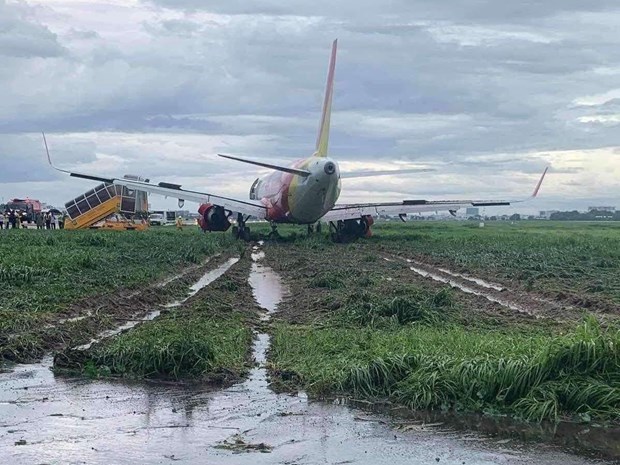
[155,255,219,288]
[409,266,530,314]
[0,356,609,465]
[188,257,240,296]
[249,244,285,319]
[75,257,240,351]
[435,267,505,291]
[248,263,285,318]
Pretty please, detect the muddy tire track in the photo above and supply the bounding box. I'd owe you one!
[387,254,587,322]
[54,254,263,386]
[0,254,234,364]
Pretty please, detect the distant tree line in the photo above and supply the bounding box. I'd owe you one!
[549,210,620,221]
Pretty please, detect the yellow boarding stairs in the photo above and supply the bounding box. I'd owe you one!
[63,175,149,230]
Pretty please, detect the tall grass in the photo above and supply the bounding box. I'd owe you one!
[90,313,252,379]
[271,317,620,422]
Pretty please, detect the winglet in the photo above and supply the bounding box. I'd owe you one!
[42,132,68,174]
[42,132,55,168]
[531,167,548,198]
[314,39,337,158]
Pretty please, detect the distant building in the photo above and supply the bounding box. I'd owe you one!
[588,206,616,213]
[465,207,479,217]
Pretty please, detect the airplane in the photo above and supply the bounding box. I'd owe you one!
[45,39,548,242]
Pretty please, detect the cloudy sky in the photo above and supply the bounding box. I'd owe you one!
[2,0,620,215]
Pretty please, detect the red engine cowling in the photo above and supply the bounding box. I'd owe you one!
[197,203,231,232]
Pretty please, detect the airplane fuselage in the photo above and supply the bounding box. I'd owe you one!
[249,156,342,224]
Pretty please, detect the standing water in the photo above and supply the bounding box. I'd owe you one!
[0,249,611,464]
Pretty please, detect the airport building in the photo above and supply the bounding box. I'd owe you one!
[587,206,616,213]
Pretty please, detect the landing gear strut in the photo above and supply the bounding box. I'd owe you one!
[267,222,280,240]
[232,213,251,241]
[306,222,323,236]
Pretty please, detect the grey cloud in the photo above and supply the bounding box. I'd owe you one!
[0,0,619,210]
[0,1,66,58]
[145,0,620,23]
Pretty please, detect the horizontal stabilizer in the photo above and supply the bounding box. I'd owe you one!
[218,153,311,177]
[341,167,435,179]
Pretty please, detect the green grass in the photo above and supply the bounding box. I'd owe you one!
[88,312,252,379]
[0,227,243,363]
[265,222,620,424]
[0,227,239,314]
[271,317,620,423]
[367,221,620,306]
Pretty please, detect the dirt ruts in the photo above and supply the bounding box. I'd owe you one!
[0,254,233,364]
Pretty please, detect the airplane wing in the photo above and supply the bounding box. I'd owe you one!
[322,168,548,222]
[43,134,267,219]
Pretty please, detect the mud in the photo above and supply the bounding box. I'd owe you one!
[72,257,240,352]
[0,254,234,364]
[264,243,548,328]
[382,246,620,317]
[397,255,602,323]
[1,244,612,464]
[408,263,531,315]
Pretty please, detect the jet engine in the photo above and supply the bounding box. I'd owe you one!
[197,203,231,232]
[361,215,374,238]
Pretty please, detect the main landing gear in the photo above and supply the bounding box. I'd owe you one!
[306,222,323,236]
[231,213,251,241]
[329,217,373,242]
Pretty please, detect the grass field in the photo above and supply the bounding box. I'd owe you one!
[2,220,619,424]
[63,260,257,382]
[365,221,620,308]
[0,227,241,362]
[265,220,620,424]
[0,227,238,313]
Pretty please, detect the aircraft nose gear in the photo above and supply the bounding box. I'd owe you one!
[267,221,281,240]
[232,213,252,241]
[306,222,323,236]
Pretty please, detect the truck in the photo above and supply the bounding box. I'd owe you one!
[6,198,42,223]
[149,210,177,226]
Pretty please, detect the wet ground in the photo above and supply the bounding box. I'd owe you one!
[0,246,615,464]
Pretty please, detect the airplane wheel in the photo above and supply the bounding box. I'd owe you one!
[232,226,239,238]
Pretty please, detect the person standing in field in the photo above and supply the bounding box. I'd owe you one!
[36,213,44,230]
[176,216,183,230]
[45,212,51,230]
[52,213,59,230]
[0,212,4,230]
[9,210,17,229]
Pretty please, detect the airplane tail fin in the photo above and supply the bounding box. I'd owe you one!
[314,39,337,158]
